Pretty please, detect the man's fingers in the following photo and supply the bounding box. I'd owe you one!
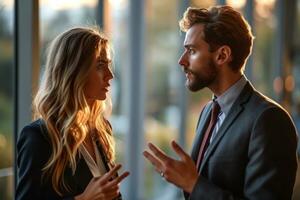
[148,142,170,162]
[171,140,190,161]
[143,150,164,170]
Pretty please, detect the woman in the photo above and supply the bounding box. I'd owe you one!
[16,27,129,200]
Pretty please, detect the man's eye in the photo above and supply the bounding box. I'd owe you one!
[188,48,195,54]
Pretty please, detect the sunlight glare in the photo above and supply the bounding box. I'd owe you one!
[255,0,276,18]
[108,0,127,10]
[40,0,97,10]
[227,0,246,9]
[1,0,13,8]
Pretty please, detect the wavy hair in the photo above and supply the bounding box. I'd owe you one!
[33,27,115,195]
[179,6,254,71]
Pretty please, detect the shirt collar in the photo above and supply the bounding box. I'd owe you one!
[213,75,248,115]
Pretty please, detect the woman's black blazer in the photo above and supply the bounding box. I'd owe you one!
[16,119,122,200]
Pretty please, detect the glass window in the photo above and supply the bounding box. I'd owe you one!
[39,0,98,69]
[103,0,130,197]
[291,0,300,141]
[0,0,14,199]
[291,1,300,198]
[251,0,277,97]
[107,0,183,199]
[144,0,182,199]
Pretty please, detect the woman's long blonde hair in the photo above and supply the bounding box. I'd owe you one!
[33,27,115,195]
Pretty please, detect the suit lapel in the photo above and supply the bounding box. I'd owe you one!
[199,82,254,172]
[191,102,213,162]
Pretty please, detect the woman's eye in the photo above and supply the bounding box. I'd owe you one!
[97,62,108,68]
[97,64,102,69]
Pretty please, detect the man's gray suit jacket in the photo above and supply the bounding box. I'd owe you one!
[185,82,298,200]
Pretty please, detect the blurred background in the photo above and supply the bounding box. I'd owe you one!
[1,0,300,199]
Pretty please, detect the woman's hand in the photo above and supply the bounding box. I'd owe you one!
[75,164,129,200]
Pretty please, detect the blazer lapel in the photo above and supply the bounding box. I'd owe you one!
[199,82,254,172]
[191,102,213,162]
[75,142,111,191]
[96,140,111,172]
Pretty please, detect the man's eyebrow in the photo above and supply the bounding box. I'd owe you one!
[184,44,196,49]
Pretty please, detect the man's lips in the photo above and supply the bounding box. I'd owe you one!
[184,70,193,79]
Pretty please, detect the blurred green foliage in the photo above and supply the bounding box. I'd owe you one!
[0,3,13,169]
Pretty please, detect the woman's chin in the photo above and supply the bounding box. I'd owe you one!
[97,94,107,101]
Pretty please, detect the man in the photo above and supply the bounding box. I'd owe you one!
[143,5,298,200]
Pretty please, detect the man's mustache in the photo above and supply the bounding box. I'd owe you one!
[183,68,195,75]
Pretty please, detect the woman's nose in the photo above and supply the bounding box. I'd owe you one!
[105,68,114,81]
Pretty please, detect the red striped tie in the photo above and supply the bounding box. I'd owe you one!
[196,101,221,171]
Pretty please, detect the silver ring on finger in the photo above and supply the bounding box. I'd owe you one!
[160,171,164,178]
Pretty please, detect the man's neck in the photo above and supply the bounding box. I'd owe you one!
[209,72,243,97]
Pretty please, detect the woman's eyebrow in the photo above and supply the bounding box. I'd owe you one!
[97,60,112,66]
[97,57,112,63]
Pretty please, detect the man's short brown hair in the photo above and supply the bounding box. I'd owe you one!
[179,6,254,71]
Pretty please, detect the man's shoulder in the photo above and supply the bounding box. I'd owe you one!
[248,89,293,123]
[251,89,285,111]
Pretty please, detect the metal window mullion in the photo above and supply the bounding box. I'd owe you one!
[14,0,40,191]
[126,0,145,199]
[96,0,104,29]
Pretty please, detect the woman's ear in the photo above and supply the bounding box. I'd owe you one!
[215,46,232,65]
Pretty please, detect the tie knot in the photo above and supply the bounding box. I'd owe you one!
[211,101,221,120]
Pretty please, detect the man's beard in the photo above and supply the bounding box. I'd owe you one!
[185,60,217,92]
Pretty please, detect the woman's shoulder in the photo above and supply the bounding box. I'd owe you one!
[18,119,50,148]
[21,118,43,131]
[17,119,52,169]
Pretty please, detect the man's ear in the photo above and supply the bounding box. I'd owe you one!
[214,46,232,65]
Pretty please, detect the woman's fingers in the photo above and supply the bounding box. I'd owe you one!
[100,190,121,200]
[97,164,122,185]
[102,171,130,190]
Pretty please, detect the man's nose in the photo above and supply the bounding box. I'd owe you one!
[178,53,187,68]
